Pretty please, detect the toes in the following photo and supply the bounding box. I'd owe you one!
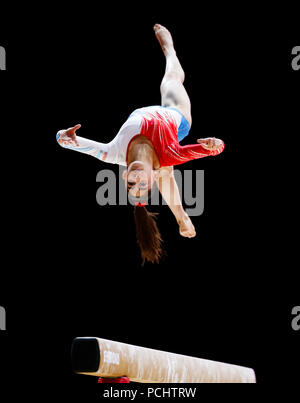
[180,230,196,238]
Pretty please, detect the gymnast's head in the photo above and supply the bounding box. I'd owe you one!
[122,161,163,266]
[122,160,158,198]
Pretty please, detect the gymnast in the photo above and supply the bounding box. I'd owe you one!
[56,24,224,265]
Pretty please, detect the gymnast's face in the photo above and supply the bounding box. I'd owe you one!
[124,161,155,198]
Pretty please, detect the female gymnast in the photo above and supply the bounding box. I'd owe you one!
[56,24,225,265]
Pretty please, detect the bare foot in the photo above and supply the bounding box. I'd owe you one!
[178,213,196,238]
[153,24,175,55]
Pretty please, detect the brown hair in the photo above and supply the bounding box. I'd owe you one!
[134,206,163,266]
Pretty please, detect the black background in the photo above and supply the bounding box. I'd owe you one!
[0,3,299,399]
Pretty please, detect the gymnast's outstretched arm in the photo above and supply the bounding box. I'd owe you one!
[156,166,196,238]
[56,124,116,163]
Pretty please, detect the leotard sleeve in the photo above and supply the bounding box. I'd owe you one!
[166,140,225,165]
[178,140,225,159]
[56,130,119,164]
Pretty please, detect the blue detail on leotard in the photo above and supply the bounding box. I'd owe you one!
[96,149,104,159]
[167,107,191,142]
[128,106,191,143]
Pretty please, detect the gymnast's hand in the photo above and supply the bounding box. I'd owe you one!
[57,124,81,147]
[197,137,223,151]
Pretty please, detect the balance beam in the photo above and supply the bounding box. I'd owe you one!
[71,337,256,383]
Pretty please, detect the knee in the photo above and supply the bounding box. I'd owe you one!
[171,69,185,83]
[161,70,185,86]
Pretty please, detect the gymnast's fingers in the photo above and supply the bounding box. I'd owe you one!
[197,137,214,144]
[67,124,81,135]
[72,124,81,132]
[197,138,221,150]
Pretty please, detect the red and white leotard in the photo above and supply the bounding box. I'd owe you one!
[56,105,224,167]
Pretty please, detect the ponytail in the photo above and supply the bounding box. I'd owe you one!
[133,206,163,266]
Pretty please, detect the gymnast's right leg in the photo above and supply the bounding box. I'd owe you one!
[154,24,192,126]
